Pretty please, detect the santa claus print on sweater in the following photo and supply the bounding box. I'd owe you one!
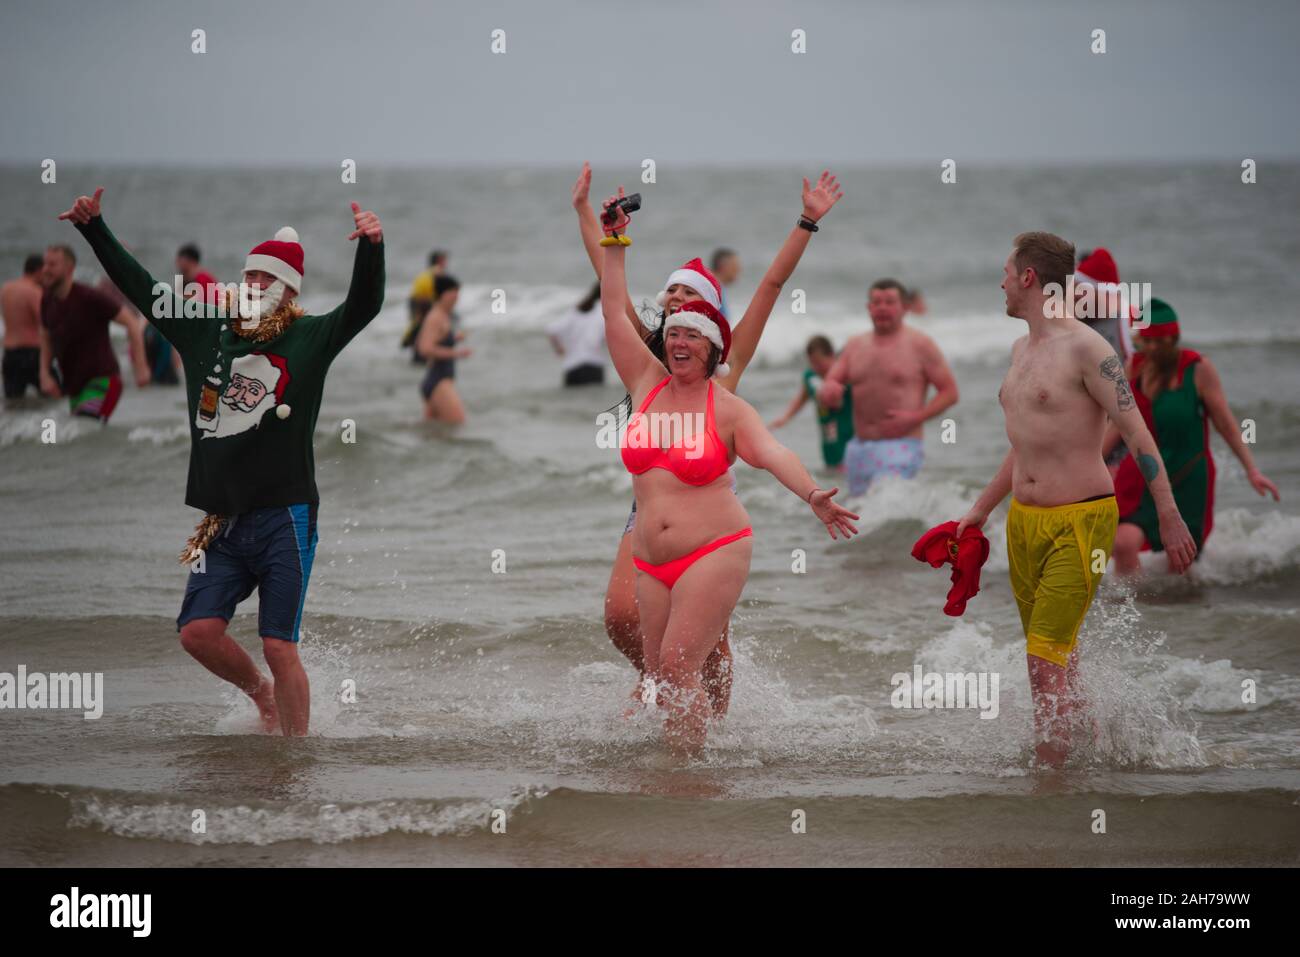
[196,351,291,439]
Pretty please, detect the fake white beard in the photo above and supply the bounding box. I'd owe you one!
[238,279,287,324]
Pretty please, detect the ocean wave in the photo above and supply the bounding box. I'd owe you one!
[0,410,92,447]
[1188,507,1300,584]
[51,783,546,845]
[126,424,190,445]
[352,286,1300,370]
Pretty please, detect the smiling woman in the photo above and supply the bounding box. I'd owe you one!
[597,185,859,756]
[572,163,847,720]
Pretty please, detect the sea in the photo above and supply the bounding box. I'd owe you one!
[1,163,1297,865]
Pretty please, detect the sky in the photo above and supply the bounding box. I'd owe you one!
[2,0,1298,167]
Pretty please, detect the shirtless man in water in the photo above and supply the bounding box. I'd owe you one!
[956,231,1196,768]
[818,278,958,495]
[1,255,44,400]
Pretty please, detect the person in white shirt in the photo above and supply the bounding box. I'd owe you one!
[548,282,606,386]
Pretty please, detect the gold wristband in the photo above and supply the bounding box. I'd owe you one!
[599,234,632,247]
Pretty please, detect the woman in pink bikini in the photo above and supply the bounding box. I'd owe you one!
[600,188,859,755]
[572,163,844,719]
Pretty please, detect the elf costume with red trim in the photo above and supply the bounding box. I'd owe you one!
[1114,299,1215,554]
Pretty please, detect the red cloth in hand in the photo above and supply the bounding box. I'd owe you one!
[910,521,991,616]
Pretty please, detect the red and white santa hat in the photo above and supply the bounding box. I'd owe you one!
[655,257,722,311]
[1076,246,1144,325]
[1075,247,1120,287]
[664,299,733,378]
[244,227,304,292]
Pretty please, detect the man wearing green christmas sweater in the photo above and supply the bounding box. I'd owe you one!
[58,187,386,735]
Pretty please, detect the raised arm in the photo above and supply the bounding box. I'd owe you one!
[599,189,663,395]
[60,187,210,352]
[1196,357,1279,500]
[572,163,640,332]
[732,400,859,539]
[720,171,843,391]
[1085,340,1197,571]
[319,203,386,356]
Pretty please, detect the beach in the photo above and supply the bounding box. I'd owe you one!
[2,163,1299,866]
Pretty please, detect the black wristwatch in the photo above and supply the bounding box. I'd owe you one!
[798,215,819,232]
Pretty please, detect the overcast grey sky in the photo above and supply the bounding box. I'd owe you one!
[2,0,1297,167]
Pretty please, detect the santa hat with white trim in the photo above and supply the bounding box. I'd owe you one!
[1076,247,1120,287]
[655,257,722,311]
[244,227,304,292]
[1076,246,1141,324]
[664,299,733,378]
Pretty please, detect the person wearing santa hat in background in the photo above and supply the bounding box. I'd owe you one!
[598,187,859,756]
[571,163,844,720]
[1103,298,1279,575]
[1075,247,1138,471]
[58,187,386,736]
[1074,247,1135,362]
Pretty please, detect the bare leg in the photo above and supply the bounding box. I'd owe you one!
[611,530,734,716]
[262,638,309,736]
[701,627,733,718]
[604,531,644,672]
[635,567,672,696]
[179,617,277,731]
[426,379,466,424]
[654,538,752,757]
[1111,522,1145,576]
[1027,653,1074,767]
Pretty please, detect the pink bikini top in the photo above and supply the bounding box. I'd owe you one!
[621,377,731,486]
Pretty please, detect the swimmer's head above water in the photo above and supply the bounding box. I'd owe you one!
[866,277,907,335]
[662,299,732,381]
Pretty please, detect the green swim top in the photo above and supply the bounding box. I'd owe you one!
[803,368,854,468]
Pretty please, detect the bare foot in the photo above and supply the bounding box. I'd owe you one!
[1034,739,1068,769]
[621,677,659,719]
[250,679,278,733]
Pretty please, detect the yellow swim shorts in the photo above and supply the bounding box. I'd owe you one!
[1006,495,1119,667]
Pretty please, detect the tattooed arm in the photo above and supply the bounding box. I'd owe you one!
[1082,337,1197,572]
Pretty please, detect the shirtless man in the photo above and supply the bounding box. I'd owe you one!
[818,278,958,495]
[1,255,45,400]
[955,232,1196,768]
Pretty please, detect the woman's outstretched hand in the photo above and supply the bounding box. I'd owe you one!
[572,162,593,211]
[810,486,859,539]
[801,170,843,223]
[600,186,631,235]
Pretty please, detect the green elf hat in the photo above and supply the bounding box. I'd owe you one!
[1138,297,1180,339]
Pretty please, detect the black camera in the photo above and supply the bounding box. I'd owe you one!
[602,192,641,227]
